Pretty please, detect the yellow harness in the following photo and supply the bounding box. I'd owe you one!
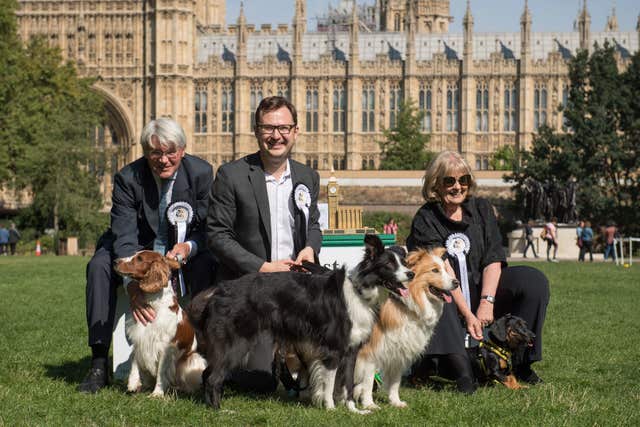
[477,338,512,384]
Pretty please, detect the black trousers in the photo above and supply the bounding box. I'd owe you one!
[523,239,537,257]
[579,240,593,261]
[414,265,550,381]
[85,246,215,349]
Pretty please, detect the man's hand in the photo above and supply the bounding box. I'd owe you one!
[259,259,295,273]
[127,281,156,326]
[294,246,315,264]
[167,242,191,264]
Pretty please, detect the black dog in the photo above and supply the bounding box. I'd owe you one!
[187,234,414,412]
[468,314,535,389]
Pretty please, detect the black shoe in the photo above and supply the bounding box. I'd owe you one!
[516,366,544,385]
[78,367,110,393]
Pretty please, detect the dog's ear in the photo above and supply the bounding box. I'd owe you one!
[489,315,508,342]
[364,234,385,259]
[139,259,169,293]
[388,245,407,259]
[163,256,181,270]
[406,249,427,267]
[431,247,447,260]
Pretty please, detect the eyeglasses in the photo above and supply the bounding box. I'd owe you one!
[256,124,297,135]
[442,174,472,187]
[147,148,182,160]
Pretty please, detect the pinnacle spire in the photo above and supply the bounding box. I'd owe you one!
[463,0,473,26]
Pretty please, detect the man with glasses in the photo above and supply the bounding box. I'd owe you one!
[79,117,214,393]
[207,96,322,392]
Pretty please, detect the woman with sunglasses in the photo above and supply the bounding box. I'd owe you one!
[406,151,550,393]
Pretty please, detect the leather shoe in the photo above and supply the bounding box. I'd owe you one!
[78,367,110,393]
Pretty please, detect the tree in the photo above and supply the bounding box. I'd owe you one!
[490,145,516,171]
[0,0,106,238]
[511,43,640,234]
[378,100,432,170]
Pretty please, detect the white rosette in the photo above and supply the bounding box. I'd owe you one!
[294,184,311,230]
[167,201,194,297]
[445,232,472,309]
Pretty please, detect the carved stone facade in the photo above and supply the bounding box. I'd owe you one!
[14,0,640,204]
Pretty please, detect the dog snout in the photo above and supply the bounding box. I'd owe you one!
[406,271,415,280]
[451,278,460,288]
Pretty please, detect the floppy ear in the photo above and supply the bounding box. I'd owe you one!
[163,256,181,270]
[489,315,508,342]
[364,234,385,259]
[139,259,170,293]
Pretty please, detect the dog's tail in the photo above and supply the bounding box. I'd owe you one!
[186,287,216,332]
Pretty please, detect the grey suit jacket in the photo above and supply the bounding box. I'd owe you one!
[106,154,213,260]
[207,152,322,282]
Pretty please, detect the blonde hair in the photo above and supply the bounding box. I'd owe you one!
[421,150,477,202]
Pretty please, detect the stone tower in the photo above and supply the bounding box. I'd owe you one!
[379,0,452,33]
[196,0,225,29]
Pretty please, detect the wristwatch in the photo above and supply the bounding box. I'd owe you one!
[480,295,495,304]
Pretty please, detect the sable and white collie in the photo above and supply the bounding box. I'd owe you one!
[187,234,414,412]
[353,247,459,409]
[114,251,207,397]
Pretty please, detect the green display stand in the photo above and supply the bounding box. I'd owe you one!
[321,233,397,247]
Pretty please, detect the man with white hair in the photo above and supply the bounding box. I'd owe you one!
[79,117,214,393]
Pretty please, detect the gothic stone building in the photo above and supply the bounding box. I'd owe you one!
[14,1,640,204]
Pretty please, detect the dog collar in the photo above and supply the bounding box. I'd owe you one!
[480,339,512,365]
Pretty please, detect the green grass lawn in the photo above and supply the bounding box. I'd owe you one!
[1,256,639,426]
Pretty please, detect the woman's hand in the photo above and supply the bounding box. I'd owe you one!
[476,299,494,327]
[465,312,483,341]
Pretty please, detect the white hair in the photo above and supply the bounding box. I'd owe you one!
[140,117,186,151]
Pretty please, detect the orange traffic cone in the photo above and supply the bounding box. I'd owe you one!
[35,240,42,256]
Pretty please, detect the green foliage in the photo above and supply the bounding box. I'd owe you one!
[490,145,516,171]
[363,211,414,245]
[1,256,640,425]
[0,1,106,236]
[379,100,433,170]
[511,44,640,234]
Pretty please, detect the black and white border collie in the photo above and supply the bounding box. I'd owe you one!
[187,234,413,411]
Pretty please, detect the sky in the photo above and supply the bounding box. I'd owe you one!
[226,0,639,33]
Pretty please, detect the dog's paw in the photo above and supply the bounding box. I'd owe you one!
[390,400,408,408]
[346,400,372,414]
[150,389,166,398]
[127,382,142,393]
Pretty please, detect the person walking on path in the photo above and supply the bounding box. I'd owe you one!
[603,221,618,262]
[523,220,538,258]
[0,223,9,256]
[544,218,559,263]
[8,223,20,255]
[579,221,594,262]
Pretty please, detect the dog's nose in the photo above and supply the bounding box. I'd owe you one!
[406,271,415,279]
[451,278,460,288]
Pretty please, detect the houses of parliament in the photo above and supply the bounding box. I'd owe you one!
[14,1,640,201]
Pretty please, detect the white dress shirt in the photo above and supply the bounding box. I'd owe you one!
[265,160,295,261]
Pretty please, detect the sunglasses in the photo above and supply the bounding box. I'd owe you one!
[442,174,472,187]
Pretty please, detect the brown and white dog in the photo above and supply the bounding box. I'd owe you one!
[353,248,458,409]
[115,250,207,397]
